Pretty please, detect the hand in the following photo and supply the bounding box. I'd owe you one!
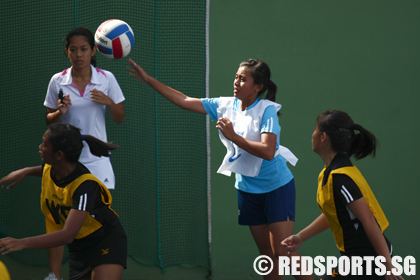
[58,94,72,115]
[0,169,28,189]
[90,89,112,105]
[384,263,405,280]
[127,58,150,84]
[0,237,25,255]
[216,117,236,141]
[280,234,303,254]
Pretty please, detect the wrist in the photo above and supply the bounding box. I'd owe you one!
[296,232,304,242]
[384,259,394,270]
[20,238,30,250]
[228,132,240,143]
[296,230,309,243]
[106,97,115,107]
[55,109,63,117]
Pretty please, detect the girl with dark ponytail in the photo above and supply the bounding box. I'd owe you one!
[47,123,119,163]
[128,58,309,280]
[0,123,127,279]
[239,59,278,101]
[282,110,403,280]
[316,110,378,160]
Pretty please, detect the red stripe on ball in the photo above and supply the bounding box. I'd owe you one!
[112,37,123,59]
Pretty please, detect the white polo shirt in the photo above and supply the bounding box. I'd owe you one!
[44,65,125,189]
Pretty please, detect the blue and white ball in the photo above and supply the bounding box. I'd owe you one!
[95,19,135,59]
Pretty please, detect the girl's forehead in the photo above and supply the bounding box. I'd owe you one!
[236,66,250,75]
[69,35,89,45]
[43,131,50,140]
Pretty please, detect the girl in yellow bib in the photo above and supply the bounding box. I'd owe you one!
[0,123,127,280]
[281,110,403,280]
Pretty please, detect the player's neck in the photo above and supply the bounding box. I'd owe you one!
[322,151,337,168]
[72,65,92,81]
[53,162,78,181]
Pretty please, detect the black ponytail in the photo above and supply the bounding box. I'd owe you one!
[349,123,378,160]
[82,134,119,158]
[317,110,378,160]
[47,123,118,163]
[265,80,278,102]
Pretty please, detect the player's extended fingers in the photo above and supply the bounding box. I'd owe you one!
[128,58,140,68]
[6,181,18,190]
[280,238,289,246]
[128,59,140,71]
[0,239,8,254]
[0,177,9,188]
[217,118,227,125]
[64,95,72,104]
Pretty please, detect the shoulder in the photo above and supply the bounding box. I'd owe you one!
[50,68,70,82]
[256,99,281,112]
[93,67,112,79]
[201,97,220,110]
[262,105,278,118]
[332,173,362,203]
[77,179,99,191]
[73,164,100,195]
[91,66,119,85]
[72,179,100,207]
[219,96,235,107]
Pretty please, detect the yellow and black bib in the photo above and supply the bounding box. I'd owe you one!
[317,165,389,252]
[41,164,116,239]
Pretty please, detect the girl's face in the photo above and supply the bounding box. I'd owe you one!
[65,35,95,70]
[233,66,262,103]
[39,132,57,165]
[312,123,323,154]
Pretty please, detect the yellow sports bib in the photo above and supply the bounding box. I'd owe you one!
[317,165,389,252]
[41,164,117,239]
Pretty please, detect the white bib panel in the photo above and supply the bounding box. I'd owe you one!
[217,97,281,177]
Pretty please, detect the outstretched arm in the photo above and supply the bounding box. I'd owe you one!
[127,58,207,114]
[0,209,87,255]
[0,166,43,189]
[281,213,329,253]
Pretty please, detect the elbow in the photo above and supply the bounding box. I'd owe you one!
[45,115,54,126]
[113,113,125,124]
[62,232,77,245]
[63,237,74,245]
[263,150,276,161]
[177,101,189,111]
[115,117,125,124]
[118,112,125,124]
[264,155,275,161]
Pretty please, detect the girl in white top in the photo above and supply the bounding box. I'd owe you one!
[43,27,125,280]
[127,58,312,280]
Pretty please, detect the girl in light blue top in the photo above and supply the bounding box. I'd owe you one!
[128,58,312,280]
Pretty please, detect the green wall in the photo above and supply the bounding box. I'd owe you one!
[209,0,419,279]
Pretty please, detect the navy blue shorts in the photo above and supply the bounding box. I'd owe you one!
[238,179,296,226]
